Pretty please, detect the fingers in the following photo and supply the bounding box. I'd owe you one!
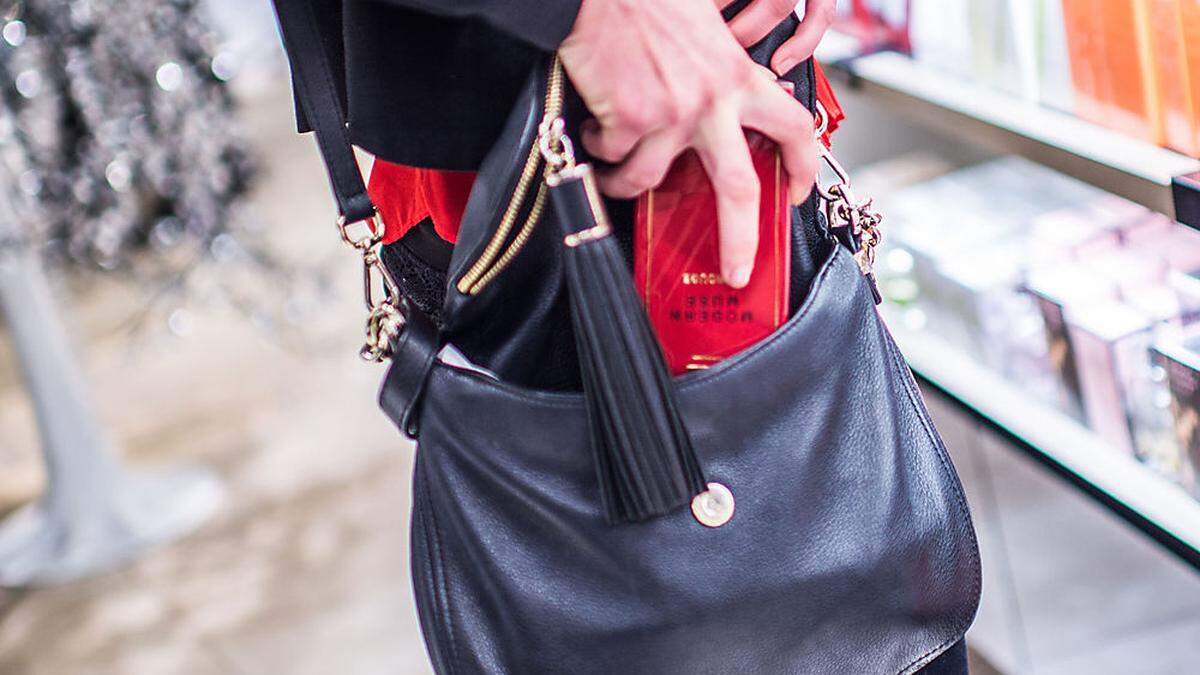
[694,104,760,289]
[771,0,837,75]
[597,131,687,198]
[741,78,819,204]
[727,0,800,47]
[581,118,644,164]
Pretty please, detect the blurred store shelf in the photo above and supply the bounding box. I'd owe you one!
[886,313,1200,568]
[817,33,1200,570]
[821,48,1200,227]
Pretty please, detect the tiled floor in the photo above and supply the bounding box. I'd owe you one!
[929,393,1200,674]
[2,78,1199,674]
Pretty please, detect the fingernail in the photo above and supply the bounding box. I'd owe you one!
[773,57,799,77]
[727,264,753,288]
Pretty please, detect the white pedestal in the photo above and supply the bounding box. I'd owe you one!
[0,181,224,587]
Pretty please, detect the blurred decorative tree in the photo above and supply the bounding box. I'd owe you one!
[0,0,254,585]
[0,0,255,271]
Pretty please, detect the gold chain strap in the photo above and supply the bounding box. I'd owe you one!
[336,212,406,362]
[813,103,883,280]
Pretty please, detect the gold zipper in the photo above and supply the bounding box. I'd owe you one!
[456,57,567,295]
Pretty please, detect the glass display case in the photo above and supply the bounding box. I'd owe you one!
[820,43,1200,570]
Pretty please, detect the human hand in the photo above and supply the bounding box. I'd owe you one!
[722,0,837,76]
[560,0,818,288]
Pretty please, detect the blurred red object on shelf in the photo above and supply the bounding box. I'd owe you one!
[834,0,911,55]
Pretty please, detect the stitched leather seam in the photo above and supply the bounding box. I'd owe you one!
[880,326,982,674]
[434,244,847,409]
[419,463,461,675]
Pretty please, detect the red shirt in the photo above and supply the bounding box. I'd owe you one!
[368,160,476,245]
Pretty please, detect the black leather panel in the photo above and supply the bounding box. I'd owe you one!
[378,302,440,438]
[439,66,583,391]
[388,246,981,674]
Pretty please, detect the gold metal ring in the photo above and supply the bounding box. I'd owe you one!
[336,212,384,251]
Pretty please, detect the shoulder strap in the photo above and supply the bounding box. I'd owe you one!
[271,0,375,224]
[272,0,440,430]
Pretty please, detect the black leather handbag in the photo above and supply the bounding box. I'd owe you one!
[274,2,981,672]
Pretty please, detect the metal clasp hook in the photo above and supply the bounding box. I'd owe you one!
[811,102,885,300]
[336,210,407,362]
[539,117,577,173]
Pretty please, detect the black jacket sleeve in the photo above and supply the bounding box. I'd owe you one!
[375,0,582,52]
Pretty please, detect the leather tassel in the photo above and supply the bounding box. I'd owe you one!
[547,164,706,524]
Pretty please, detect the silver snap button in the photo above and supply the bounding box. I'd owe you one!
[691,482,735,528]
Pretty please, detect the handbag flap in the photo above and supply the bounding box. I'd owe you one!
[439,60,583,390]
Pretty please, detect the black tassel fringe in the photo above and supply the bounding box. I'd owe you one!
[549,166,706,524]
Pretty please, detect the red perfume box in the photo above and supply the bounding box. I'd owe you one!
[634,133,791,375]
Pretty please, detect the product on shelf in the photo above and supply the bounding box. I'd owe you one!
[1129,221,1200,268]
[1181,0,1200,154]
[909,0,972,79]
[1030,221,1200,429]
[1060,0,1172,145]
[1079,249,1170,297]
[1027,267,1119,421]
[885,157,1134,383]
[834,0,910,53]
[931,242,1039,375]
[1066,298,1176,457]
[969,0,1024,98]
[1060,0,1166,142]
[1119,211,1181,247]
[874,154,1200,488]
[1128,223,1200,318]
[1038,0,1076,111]
[1147,0,1197,154]
[1027,197,1132,257]
[909,0,1046,103]
[1167,257,1200,315]
[1059,0,1106,123]
[844,0,1200,155]
[1009,0,1041,101]
[1151,332,1200,493]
